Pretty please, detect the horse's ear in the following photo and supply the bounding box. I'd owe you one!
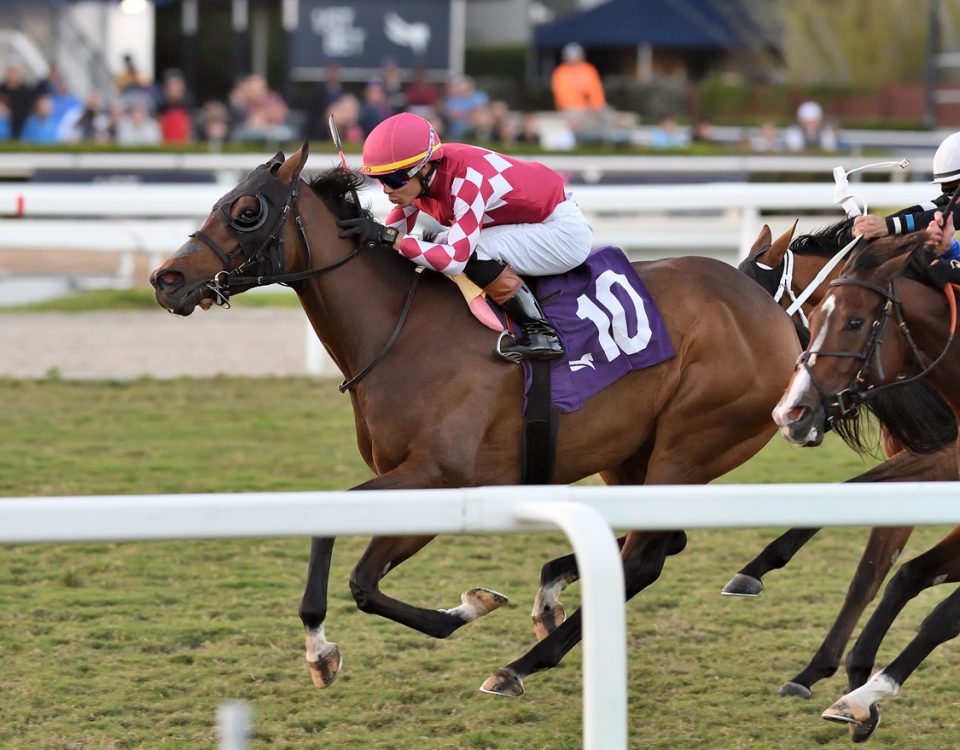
[276,139,309,184]
[750,224,772,255]
[875,245,919,285]
[764,219,799,267]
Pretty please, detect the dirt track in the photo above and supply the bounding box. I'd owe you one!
[0,309,340,379]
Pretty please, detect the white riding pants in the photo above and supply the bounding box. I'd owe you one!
[437,195,593,276]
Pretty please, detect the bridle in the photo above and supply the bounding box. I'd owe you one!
[181,161,420,392]
[797,274,957,422]
[187,169,361,308]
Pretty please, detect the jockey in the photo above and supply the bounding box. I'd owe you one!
[925,209,960,286]
[854,131,960,240]
[336,112,593,361]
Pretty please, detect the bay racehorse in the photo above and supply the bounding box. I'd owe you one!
[730,222,957,710]
[772,232,960,740]
[150,142,801,696]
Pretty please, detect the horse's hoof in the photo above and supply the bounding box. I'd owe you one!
[850,705,880,743]
[532,602,566,641]
[720,573,763,597]
[779,681,812,699]
[463,587,508,617]
[822,697,869,725]
[307,645,342,689]
[479,668,524,697]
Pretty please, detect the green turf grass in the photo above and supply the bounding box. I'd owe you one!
[1,377,956,749]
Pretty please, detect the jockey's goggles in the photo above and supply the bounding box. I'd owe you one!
[371,125,437,189]
[374,168,421,189]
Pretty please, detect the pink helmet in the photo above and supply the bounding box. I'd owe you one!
[361,113,443,177]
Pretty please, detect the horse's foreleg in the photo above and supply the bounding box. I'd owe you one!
[531,536,626,641]
[349,534,507,638]
[300,536,340,688]
[823,584,960,742]
[778,526,912,699]
[721,528,821,597]
[482,530,685,697]
[843,526,960,694]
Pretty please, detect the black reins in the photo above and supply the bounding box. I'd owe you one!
[186,168,421,392]
[799,275,957,420]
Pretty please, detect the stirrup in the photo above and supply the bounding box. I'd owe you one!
[496,331,524,364]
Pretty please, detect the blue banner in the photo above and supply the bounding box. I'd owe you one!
[292,1,451,73]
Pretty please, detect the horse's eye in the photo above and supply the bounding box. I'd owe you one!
[845,317,864,331]
[232,199,262,228]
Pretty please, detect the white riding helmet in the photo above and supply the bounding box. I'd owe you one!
[932,131,960,184]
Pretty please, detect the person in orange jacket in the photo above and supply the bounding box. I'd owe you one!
[550,42,606,112]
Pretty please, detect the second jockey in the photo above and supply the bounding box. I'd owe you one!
[336,112,593,361]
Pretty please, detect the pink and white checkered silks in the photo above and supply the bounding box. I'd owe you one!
[384,143,593,277]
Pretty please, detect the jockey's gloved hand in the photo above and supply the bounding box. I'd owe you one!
[336,218,399,248]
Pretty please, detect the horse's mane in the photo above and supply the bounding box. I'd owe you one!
[842,233,931,277]
[307,168,373,222]
[790,217,855,257]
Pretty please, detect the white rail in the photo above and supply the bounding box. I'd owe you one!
[0,181,939,263]
[2,482,959,749]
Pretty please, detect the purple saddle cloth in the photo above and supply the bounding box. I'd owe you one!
[522,246,674,413]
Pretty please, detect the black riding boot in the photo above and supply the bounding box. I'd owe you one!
[466,259,564,362]
[497,284,564,362]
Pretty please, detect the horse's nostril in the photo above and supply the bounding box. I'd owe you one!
[152,269,183,290]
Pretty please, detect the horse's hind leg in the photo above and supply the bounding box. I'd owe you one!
[301,536,341,688]
[349,535,507,638]
[843,526,960,694]
[822,584,960,742]
[721,528,821,597]
[531,536,626,641]
[482,530,685,697]
[776,526,912,699]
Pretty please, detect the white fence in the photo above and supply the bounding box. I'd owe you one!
[2,482,959,749]
[0,180,941,269]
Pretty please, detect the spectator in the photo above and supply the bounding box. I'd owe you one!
[650,115,689,149]
[784,100,837,152]
[358,79,394,137]
[404,67,440,119]
[691,117,715,144]
[69,91,112,143]
[230,73,293,144]
[748,120,782,152]
[115,97,162,146]
[515,111,541,146]
[379,57,407,112]
[327,93,363,145]
[443,74,488,140]
[0,62,40,139]
[40,66,83,141]
[156,68,193,144]
[550,42,606,113]
[306,63,344,140]
[20,94,61,144]
[115,53,153,99]
[198,99,230,145]
[0,95,11,140]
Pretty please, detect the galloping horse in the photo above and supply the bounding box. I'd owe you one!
[730,222,957,706]
[150,143,801,696]
[773,232,960,740]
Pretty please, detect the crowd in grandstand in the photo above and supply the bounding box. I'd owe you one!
[0,51,846,153]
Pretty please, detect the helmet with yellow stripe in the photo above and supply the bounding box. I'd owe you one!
[361,113,443,186]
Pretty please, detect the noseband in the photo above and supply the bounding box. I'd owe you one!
[798,276,956,422]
